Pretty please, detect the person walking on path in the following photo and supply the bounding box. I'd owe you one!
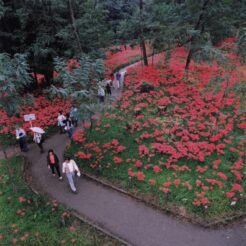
[70,105,78,127]
[64,113,74,138]
[33,132,44,153]
[57,111,66,134]
[120,70,126,87]
[98,85,105,103]
[47,149,63,180]
[105,82,111,96]
[15,126,28,152]
[116,71,121,87]
[62,156,81,194]
[113,72,120,89]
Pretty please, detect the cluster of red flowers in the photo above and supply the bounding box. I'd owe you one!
[0,96,71,136]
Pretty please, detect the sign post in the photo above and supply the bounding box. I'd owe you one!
[24,114,36,127]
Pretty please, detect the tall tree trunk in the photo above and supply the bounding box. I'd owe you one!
[185,48,193,73]
[185,0,210,74]
[94,0,98,9]
[139,0,148,66]
[140,38,148,66]
[68,0,83,53]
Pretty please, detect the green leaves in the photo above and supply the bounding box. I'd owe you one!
[0,53,32,116]
[237,29,246,64]
[50,55,104,103]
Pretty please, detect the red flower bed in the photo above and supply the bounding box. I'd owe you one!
[104,44,151,77]
[0,96,71,136]
[71,38,245,217]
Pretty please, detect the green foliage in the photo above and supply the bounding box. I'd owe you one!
[140,81,155,93]
[49,56,104,101]
[237,29,246,64]
[0,53,32,116]
[46,55,104,122]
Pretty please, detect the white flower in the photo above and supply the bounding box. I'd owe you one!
[230,201,236,206]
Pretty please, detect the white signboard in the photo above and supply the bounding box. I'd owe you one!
[24,114,36,122]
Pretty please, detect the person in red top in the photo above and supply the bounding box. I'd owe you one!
[47,149,63,180]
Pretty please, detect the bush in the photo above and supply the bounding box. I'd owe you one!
[140,82,155,93]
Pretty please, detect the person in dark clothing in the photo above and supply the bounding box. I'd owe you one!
[70,105,78,127]
[64,113,73,138]
[106,82,111,96]
[116,71,121,81]
[15,126,28,152]
[47,149,63,180]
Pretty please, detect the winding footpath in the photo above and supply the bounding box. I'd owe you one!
[8,65,246,246]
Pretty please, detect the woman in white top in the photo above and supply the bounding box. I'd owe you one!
[62,157,81,194]
[33,132,44,153]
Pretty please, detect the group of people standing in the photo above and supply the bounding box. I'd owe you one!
[15,105,78,154]
[57,105,78,138]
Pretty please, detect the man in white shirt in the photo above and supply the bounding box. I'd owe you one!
[57,111,66,134]
[62,157,81,194]
[15,126,28,152]
[98,86,105,103]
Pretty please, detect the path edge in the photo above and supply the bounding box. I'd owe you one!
[79,170,246,229]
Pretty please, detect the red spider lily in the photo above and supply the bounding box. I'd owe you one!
[111,139,119,146]
[163,182,171,187]
[158,97,170,106]
[217,172,228,181]
[196,179,202,187]
[153,165,162,173]
[238,122,246,129]
[128,168,135,177]
[206,179,223,188]
[149,179,156,186]
[213,160,221,165]
[226,191,235,198]
[72,130,86,143]
[115,145,126,154]
[18,197,26,203]
[196,165,208,174]
[231,183,243,193]
[136,171,145,181]
[138,145,149,156]
[183,181,192,190]
[82,122,91,128]
[113,157,123,164]
[159,187,171,193]
[76,151,92,159]
[173,179,181,187]
[231,170,243,181]
[135,160,143,168]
